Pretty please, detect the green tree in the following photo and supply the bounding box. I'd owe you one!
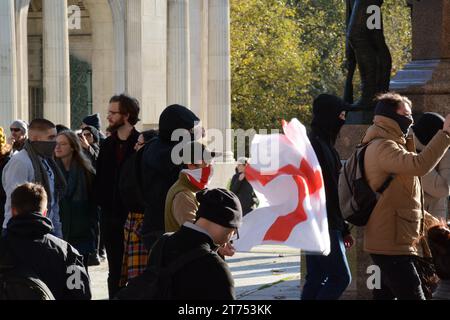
[231,0,412,132]
[231,0,316,132]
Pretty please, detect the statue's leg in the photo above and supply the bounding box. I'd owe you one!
[344,0,357,104]
[347,0,381,109]
[344,39,357,104]
[369,9,392,93]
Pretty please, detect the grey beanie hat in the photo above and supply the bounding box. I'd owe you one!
[10,120,28,135]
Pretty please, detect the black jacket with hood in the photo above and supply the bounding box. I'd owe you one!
[140,105,200,250]
[308,96,350,235]
[0,212,91,300]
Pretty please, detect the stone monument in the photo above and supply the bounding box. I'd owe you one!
[337,0,450,300]
[390,0,450,117]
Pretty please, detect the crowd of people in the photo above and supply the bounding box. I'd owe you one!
[0,91,449,300]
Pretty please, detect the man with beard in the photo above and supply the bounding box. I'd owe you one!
[301,94,355,300]
[2,119,66,238]
[8,120,28,153]
[95,94,140,298]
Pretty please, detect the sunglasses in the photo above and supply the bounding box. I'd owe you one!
[10,128,22,132]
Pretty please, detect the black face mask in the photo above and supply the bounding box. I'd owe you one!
[393,114,414,136]
[311,116,345,145]
[31,141,56,158]
[375,101,414,136]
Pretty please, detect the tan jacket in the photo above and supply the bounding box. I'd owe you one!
[413,132,450,220]
[362,116,450,256]
[164,173,200,233]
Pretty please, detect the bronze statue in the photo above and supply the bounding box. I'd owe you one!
[344,0,392,110]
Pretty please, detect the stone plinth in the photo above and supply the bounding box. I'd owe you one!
[391,59,450,115]
[335,124,370,159]
[390,0,450,116]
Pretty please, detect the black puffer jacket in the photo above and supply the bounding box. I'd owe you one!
[1,213,91,300]
[157,225,235,300]
[141,105,200,250]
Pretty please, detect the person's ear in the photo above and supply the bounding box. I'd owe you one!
[42,209,48,217]
[11,207,17,217]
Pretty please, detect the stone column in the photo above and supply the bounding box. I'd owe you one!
[167,0,190,107]
[43,0,71,127]
[15,0,31,122]
[125,0,142,103]
[85,0,115,128]
[0,0,18,129]
[208,0,233,163]
[390,0,450,115]
[189,0,207,118]
[109,0,126,94]
[125,0,167,129]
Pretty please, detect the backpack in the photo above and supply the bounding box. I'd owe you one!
[0,239,55,300]
[118,147,146,213]
[338,141,394,226]
[115,233,213,300]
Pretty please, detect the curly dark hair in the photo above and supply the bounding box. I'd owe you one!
[109,94,141,126]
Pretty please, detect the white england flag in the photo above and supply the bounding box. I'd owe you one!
[233,118,330,255]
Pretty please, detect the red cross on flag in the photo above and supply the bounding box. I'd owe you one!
[233,119,330,255]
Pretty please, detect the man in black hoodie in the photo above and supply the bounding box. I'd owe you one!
[301,94,354,300]
[140,104,201,251]
[0,183,91,300]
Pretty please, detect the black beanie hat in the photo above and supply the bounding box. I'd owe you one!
[412,113,445,146]
[82,113,101,131]
[196,189,243,229]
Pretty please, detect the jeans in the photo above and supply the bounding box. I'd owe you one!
[370,254,426,300]
[301,230,352,300]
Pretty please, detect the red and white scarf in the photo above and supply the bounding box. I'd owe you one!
[182,166,214,190]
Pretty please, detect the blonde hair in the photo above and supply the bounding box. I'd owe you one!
[0,127,12,157]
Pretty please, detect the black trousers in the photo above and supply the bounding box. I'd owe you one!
[370,254,426,300]
[101,214,126,299]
